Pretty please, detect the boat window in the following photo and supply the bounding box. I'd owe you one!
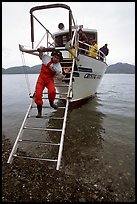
[55,31,97,47]
[84,32,97,44]
[62,35,67,45]
[55,33,70,47]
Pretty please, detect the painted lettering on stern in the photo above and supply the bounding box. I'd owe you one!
[84,73,101,79]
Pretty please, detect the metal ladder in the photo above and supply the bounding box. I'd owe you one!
[7,58,74,170]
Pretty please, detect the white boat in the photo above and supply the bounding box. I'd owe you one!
[19,3,108,108]
[8,3,108,170]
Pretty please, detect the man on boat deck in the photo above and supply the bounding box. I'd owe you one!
[99,44,109,61]
[78,28,89,54]
[34,46,64,118]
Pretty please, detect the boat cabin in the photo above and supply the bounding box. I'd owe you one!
[53,28,98,47]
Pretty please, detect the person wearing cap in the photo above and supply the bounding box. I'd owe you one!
[33,46,64,118]
[99,44,109,61]
[88,39,98,58]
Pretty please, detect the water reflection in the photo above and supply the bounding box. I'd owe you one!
[44,97,106,174]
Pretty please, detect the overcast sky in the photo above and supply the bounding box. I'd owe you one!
[2,2,135,69]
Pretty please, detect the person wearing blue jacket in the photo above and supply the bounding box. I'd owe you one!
[99,44,109,61]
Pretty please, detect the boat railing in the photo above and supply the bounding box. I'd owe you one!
[78,40,106,63]
[65,28,106,63]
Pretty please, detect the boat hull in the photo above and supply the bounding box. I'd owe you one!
[55,54,108,107]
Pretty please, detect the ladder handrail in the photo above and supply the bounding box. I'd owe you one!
[7,101,33,164]
[56,99,69,170]
[56,58,75,170]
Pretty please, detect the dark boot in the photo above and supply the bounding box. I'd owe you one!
[49,100,58,109]
[36,104,42,118]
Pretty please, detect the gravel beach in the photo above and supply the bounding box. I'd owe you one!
[2,134,135,202]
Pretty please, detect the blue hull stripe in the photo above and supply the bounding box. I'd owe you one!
[78,67,93,72]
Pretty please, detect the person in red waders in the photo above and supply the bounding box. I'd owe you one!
[34,46,64,118]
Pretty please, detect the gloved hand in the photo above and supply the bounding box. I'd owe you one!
[56,73,64,80]
[37,46,45,52]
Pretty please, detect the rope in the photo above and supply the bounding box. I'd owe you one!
[20,51,32,97]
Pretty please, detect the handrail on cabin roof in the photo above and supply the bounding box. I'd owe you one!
[30,3,71,14]
[29,3,73,48]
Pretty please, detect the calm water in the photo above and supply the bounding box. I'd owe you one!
[2,73,135,201]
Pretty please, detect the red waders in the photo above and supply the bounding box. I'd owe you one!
[34,61,56,106]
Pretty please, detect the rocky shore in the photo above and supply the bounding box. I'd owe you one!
[2,134,135,202]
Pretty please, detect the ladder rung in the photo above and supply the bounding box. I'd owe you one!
[62,78,70,80]
[13,154,57,162]
[24,126,62,132]
[31,105,50,108]
[54,84,69,87]
[19,139,60,146]
[59,98,67,100]
[62,58,73,61]
[31,105,66,108]
[57,93,68,96]
[43,92,68,95]
[40,97,67,100]
[41,98,63,100]
[57,92,68,95]
[28,115,64,120]
[41,105,65,109]
[61,61,73,63]
[48,117,64,120]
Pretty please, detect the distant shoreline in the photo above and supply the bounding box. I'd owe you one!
[2,72,135,75]
[2,62,135,74]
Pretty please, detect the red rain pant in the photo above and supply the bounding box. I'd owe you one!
[34,63,56,105]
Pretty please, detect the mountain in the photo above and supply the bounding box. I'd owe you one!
[2,65,41,74]
[2,62,135,74]
[105,62,135,74]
